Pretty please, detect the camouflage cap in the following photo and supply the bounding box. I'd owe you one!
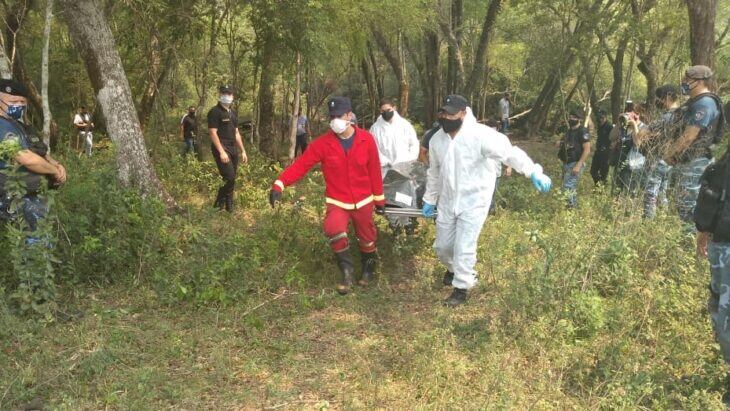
[685,65,713,80]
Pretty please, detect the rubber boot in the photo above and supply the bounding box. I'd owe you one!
[358,251,377,286]
[442,270,454,286]
[335,251,355,295]
[444,288,468,307]
[224,193,234,213]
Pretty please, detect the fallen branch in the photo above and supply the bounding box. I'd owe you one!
[242,290,293,317]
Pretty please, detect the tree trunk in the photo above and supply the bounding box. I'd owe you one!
[288,51,301,160]
[526,53,577,137]
[41,0,53,146]
[138,33,173,131]
[463,0,503,97]
[58,0,176,208]
[368,43,384,102]
[361,57,378,120]
[257,38,276,157]
[444,0,464,94]
[608,35,629,123]
[685,0,717,69]
[424,30,441,125]
[637,58,657,110]
[0,31,11,79]
[372,28,409,116]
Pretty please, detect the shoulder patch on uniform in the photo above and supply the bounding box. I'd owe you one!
[695,110,706,121]
[4,132,18,143]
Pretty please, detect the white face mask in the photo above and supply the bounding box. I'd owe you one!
[330,118,349,134]
[219,94,233,105]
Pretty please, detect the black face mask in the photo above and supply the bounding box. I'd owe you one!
[568,119,579,127]
[439,117,463,133]
[381,110,395,122]
[188,111,196,117]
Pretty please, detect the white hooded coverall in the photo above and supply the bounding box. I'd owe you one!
[423,109,540,290]
[369,111,420,178]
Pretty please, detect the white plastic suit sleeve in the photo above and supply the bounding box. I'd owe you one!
[406,123,420,161]
[423,141,442,205]
[479,131,539,178]
[370,122,393,167]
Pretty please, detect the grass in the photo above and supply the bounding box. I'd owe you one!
[0,137,727,409]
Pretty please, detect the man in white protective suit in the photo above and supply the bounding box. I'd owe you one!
[369,98,420,178]
[422,95,552,307]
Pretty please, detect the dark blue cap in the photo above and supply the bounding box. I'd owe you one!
[0,79,27,97]
[440,95,468,115]
[328,96,352,117]
[219,84,234,94]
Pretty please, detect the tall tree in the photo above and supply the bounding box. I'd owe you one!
[58,0,176,208]
[41,0,53,145]
[685,0,717,69]
[463,0,504,98]
[372,28,410,116]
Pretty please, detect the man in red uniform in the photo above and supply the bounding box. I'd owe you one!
[269,97,385,294]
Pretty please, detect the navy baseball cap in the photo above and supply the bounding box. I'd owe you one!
[328,96,352,117]
[219,84,234,94]
[440,95,468,115]
[0,79,27,97]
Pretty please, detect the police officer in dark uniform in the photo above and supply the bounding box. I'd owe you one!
[590,111,613,185]
[180,105,197,156]
[558,112,591,207]
[0,79,66,238]
[207,85,248,212]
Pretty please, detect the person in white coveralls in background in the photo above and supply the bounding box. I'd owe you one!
[369,98,420,178]
[422,95,552,307]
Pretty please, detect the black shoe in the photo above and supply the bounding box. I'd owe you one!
[335,251,355,295]
[444,288,468,307]
[358,251,377,286]
[442,270,454,286]
[224,194,234,213]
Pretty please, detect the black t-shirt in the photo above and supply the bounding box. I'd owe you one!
[207,104,239,147]
[596,121,613,151]
[338,131,356,153]
[181,114,197,140]
[561,126,590,163]
[421,126,441,150]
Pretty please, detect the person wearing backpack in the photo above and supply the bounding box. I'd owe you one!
[665,65,725,230]
[695,102,730,404]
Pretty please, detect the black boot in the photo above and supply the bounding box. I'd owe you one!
[213,188,225,210]
[224,193,234,213]
[358,252,377,286]
[444,288,468,307]
[442,270,454,286]
[335,251,355,295]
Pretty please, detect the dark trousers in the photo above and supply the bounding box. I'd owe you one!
[295,133,308,156]
[212,145,239,202]
[590,149,610,185]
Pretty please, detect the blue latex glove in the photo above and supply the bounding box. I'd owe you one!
[422,202,436,218]
[531,169,552,193]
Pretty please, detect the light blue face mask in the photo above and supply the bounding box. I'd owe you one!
[6,104,25,120]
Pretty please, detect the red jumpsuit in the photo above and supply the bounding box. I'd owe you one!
[272,127,385,253]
